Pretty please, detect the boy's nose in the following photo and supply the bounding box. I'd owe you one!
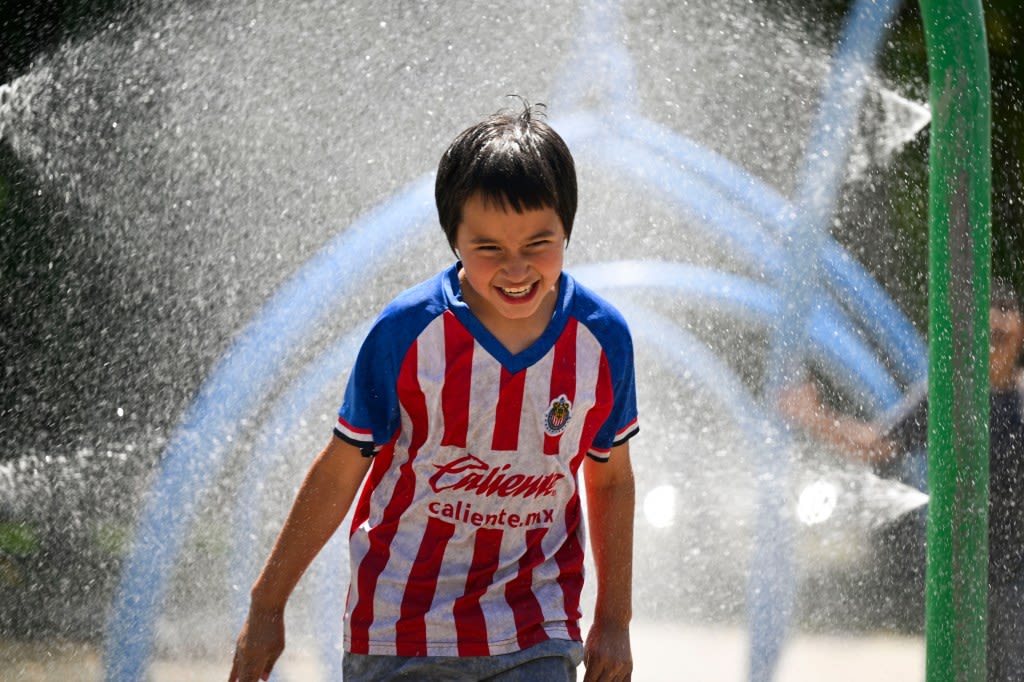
[502,253,529,277]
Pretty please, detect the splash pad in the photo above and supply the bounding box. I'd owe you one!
[0,1,939,679]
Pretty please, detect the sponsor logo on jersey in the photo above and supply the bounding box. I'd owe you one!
[544,394,572,437]
[429,453,564,498]
[428,500,555,529]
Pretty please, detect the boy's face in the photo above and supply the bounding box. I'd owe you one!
[990,305,1024,390]
[454,192,566,330]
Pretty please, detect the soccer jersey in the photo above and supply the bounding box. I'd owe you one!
[334,262,639,657]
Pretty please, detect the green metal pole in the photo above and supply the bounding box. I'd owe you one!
[919,0,991,680]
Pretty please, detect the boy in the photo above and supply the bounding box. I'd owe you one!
[229,101,638,682]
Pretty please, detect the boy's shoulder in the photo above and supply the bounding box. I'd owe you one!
[368,268,450,344]
[563,273,637,398]
[564,271,632,341]
[382,269,448,316]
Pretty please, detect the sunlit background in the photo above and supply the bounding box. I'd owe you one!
[1,1,1022,680]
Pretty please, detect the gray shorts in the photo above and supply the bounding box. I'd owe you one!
[342,638,584,682]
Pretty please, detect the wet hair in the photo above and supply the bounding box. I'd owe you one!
[435,98,577,253]
[991,277,1021,315]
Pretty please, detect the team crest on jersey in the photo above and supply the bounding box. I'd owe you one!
[544,394,573,437]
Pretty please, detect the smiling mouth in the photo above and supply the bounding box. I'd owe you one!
[499,282,536,299]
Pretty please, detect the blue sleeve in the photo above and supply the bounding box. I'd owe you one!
[573,280,639,460]
[592,323,640,457]
[334,271,448,454]
[334,317,403,454]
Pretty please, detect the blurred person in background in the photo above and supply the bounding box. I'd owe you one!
[779,278,1024,681]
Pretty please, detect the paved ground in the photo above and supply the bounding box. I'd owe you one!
[2,622,924,681]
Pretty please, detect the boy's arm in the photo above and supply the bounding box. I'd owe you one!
[229,435,372,682]
[582,442,635,682]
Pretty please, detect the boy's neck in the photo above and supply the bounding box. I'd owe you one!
[459,270,559,356]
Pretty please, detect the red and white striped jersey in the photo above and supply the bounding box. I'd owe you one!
[335,262,639,657]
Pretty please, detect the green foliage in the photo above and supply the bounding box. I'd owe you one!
[90,521,131,556]
[0,522,41,557]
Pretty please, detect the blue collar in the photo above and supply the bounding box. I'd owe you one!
[442,261,573,373]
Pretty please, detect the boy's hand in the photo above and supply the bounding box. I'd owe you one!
[583,621,632,681]
[228,605,285,682]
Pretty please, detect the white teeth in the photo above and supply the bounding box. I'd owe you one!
[501,284,532,298]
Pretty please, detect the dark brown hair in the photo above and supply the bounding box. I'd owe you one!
[991,277,1020,315]
[434,99,577,253]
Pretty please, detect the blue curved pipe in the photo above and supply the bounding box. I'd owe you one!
[230,321,370,615]
[106,2,917,671]
[554,2,925,387]
[616,113,927,385]
[562,117,924,397]
[754,2,904,680]
[229,322,371,681]
[229,261,896,675]
[571,261,900,408]
[554,0,637,115]
[583,133,788,272]
[573,131,912,410]
[560,108,926,386]
[103,181,436,680]
[232,293,771,676]
[600,297,795,682]
[767,0,904,398]
[106,123,913,679]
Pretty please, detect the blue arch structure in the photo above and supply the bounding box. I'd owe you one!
[749,1,905,679]
[228,323,372,681]
[616,113,926,386]
[104,0,921,679]
[226,262,904,679]
[229,263,887,678]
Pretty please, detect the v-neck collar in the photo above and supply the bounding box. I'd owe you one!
[442,262,572,373]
